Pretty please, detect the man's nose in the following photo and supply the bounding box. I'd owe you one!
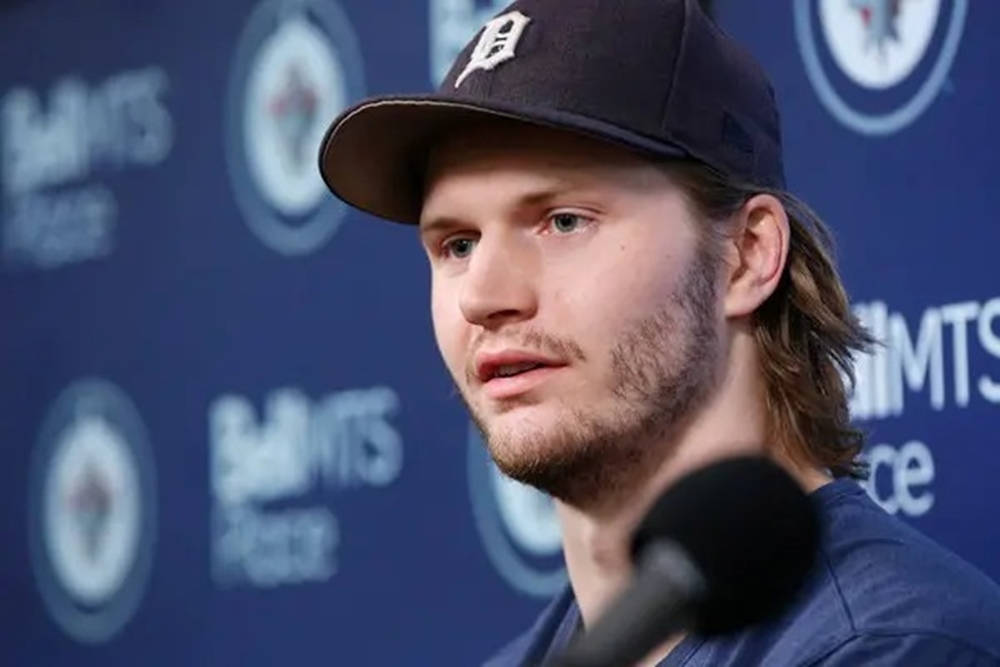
[458,233,538,329]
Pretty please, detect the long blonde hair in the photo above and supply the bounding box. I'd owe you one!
[669,162,872,478]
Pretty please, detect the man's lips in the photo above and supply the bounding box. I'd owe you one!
[480,365,565,400]
[472,350,568,400]
[474,350,566,383]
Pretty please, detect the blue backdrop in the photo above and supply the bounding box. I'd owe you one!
[3,1,998,665]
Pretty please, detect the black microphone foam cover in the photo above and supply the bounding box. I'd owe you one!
[630,456,820,635]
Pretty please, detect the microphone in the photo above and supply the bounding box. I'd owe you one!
[553,456,820,667]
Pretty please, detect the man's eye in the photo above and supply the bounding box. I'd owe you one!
[549,213,588,234]
[443,237,476,258]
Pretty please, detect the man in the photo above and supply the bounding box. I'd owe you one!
[318,1,1000,664]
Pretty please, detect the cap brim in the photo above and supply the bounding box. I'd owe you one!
[318,94,689,225]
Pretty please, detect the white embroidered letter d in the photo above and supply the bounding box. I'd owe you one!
[455,10,531,88]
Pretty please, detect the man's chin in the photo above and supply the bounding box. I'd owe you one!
[481,420,563,469]
[489,444,568,490]
[484,424,548,462]
[472,399,553,441]
[479,407,668,507]
[478,392,551,416]
[467,399,619,500]
[490,440,609,504]
[483,423,602,494]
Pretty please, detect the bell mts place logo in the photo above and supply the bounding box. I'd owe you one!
[28,378,157,643]
[794,0,968,135]
[467,424,567,597]
[225,0,365,256]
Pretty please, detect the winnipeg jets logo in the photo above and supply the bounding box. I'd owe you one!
[268,63,320,177]
[455,10,531,88]
[29,378,157,643]
[225,0,365,256]
[851,0,902,58]
[794,0,968,134]
[818,0,942,89]
[69,461,114,563]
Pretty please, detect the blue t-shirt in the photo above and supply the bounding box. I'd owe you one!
[484,479,1000,666]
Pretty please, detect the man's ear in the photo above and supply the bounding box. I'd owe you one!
[723,193,789,319]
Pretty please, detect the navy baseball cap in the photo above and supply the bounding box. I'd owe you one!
[318,0,785,225]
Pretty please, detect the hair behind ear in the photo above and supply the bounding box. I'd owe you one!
[665,160,873,478]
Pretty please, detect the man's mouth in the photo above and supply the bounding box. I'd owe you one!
[473,351,567,399]
[491,361,546,379]
[475,352,562,382]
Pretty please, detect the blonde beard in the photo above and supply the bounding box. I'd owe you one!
[466,245,721,508]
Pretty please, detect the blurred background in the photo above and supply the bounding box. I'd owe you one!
[2,0,998,665]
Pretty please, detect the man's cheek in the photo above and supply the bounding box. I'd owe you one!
[431,316,466,383]
[429,294,453,357]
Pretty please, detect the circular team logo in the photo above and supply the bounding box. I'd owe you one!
[794,0,968,135]
[28,379,157,643]
[226,0,365,255]
[466,424,566,597]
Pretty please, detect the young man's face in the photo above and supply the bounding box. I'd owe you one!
[420,122,724,503]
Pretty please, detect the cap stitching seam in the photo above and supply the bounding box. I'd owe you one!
[657,0,691,142]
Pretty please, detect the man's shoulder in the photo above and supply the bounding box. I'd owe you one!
[773,480,1000,662]
[804,631,1000,666]
[817,481,1000,634]
[693,481,1000,666]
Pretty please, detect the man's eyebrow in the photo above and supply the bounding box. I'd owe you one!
[418,216,466,240]
[516,183,591,208]
[418,182,601,238]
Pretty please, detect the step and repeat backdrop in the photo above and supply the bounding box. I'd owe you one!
[2,0,997,665]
